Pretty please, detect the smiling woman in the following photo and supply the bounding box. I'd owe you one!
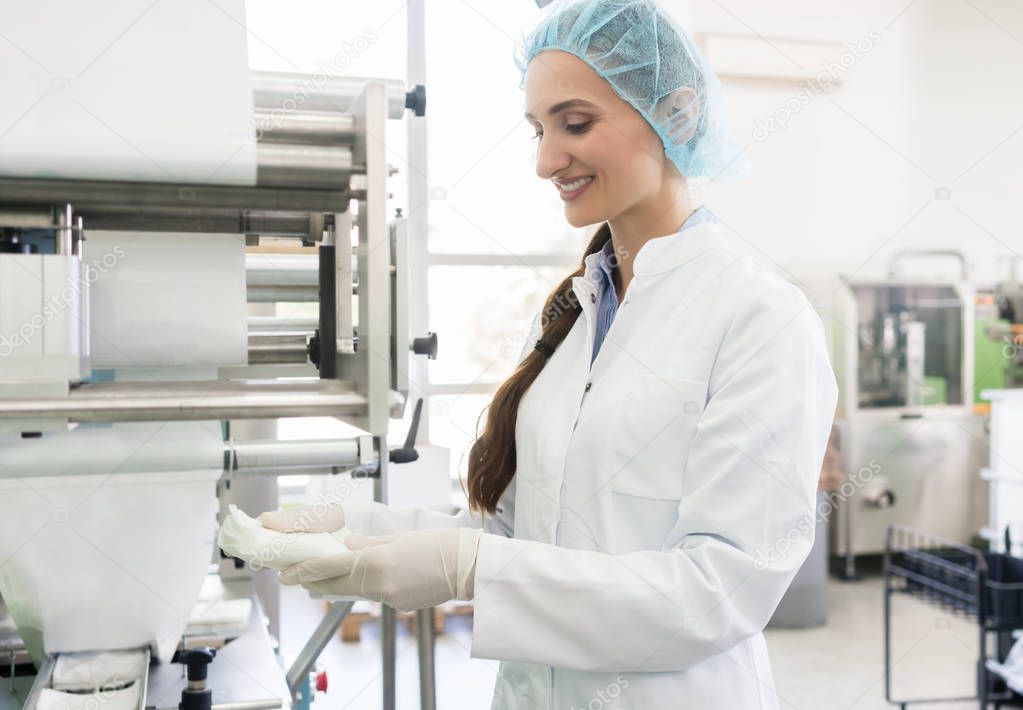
[480,0,753,517]
[257,2,837,709]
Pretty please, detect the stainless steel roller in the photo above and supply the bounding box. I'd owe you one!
[0,380,367,423]
[253,109,355,145]
[0,426,364,477]
[247,285,318,303]
[252,71,408,119]
[230,437,359,470]
[248,316,319,334]
[256,143,353,189]
[248,334,309,365]
[246,253,319,287]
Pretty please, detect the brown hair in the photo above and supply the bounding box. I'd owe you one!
[466,222,612,513]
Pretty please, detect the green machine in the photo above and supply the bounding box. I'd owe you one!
[974,294,1009,406]
[974,256,1023,403]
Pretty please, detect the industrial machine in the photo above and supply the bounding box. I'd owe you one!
[978,257,1023,391]
[0,63,438,710]
[975,257,1023,556]
[828,251,988,578]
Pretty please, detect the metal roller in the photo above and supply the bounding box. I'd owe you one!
[0,177,348,213]
[0,429,369,477]
[0,379,367,423]
[248,316,318,334]
[70,206,320,236]
[257,143,353,189]
[230,437,359,470]
[247,285,318,303]
[248,334,309,365]
[246,253,319,287]
[246,284,366,303]
[252,71,409,119]
[253,109,355,145]
[246,251,364,302]
[0,207,52,229]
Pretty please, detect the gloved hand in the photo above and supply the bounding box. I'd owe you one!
[258,504,345,534]
[278,527,483,613]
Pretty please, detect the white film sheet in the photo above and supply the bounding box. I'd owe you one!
[0,0,257,185]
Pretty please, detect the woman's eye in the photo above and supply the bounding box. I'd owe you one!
[530,122,589,140]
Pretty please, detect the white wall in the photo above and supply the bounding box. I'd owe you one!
[245,1,1023,289]
[686,0,1023,289]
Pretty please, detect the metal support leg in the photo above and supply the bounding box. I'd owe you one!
[286,601,354,700]
[416,608,436,710]
[380,605,396,710]
[373,435,396,710]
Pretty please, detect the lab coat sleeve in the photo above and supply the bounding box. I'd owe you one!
[470,283,838,673]
[343,311,539,539]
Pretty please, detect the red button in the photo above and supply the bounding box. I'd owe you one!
[316,671,328,693]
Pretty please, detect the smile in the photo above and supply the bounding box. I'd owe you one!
[554,176,594,201]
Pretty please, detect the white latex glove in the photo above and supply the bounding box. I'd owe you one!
[278,527,483,613]
[258,504,345,534]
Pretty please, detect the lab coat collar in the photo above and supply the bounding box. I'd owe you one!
[571,219,724,306]
[629,218,723,276]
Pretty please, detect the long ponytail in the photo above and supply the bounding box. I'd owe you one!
[466,223,612,513]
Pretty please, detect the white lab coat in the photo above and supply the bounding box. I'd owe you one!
[344,220,838,709]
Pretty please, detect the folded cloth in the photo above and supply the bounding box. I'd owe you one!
[187,598,252,637]
[217,504,353,572]
[37,684,140,710]
[52,650,147,691]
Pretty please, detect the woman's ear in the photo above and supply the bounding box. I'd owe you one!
[663,86,700,145]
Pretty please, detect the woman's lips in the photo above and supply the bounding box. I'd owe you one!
[557,175,594,202]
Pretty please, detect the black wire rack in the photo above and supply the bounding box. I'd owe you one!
[884,524,1023,709]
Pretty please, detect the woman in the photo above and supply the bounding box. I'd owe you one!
[261,0,838,707]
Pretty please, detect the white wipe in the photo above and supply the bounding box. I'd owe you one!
[37,684,140,710]
[187,598,252,637]
[52,649,147,691]
[217,504,352,572]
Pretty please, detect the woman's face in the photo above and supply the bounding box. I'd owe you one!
[524,50,674,228]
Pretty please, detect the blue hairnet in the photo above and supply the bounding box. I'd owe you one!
[516,0,749,181]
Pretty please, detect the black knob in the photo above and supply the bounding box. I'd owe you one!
[177,647,216,710]
[405,84,426,117]
[308,330,321,369]
[389,399,423,464]
[412,332,438,360]
[180,647,216,682]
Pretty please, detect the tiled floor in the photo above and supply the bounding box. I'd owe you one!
[279,574,1008,709]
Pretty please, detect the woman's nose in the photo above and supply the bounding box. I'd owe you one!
[535,134,570,181]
